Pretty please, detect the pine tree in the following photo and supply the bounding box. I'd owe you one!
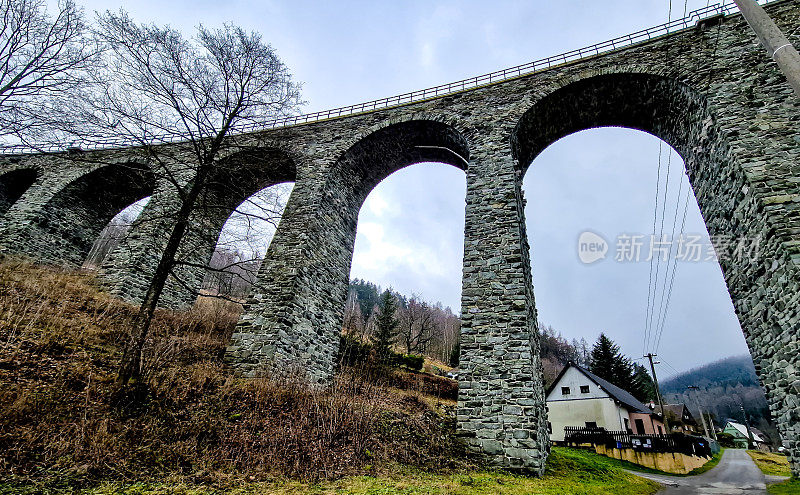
[372,289,399,362]
[589,333,618,380]
[589,333,635,391]
[449,340,460,367]
[631,362,657,403]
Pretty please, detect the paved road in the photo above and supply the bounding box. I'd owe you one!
[631,449,788,494]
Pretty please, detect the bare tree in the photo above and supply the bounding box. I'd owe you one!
[342,290,366,339]
[397,296,437,355]
[207,182,293,284]
[428,305,460,364]
[200,247,261,300]
[56,10,302,386]
[0,0,96,139]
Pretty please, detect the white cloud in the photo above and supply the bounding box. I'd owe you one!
[365,192,390,217]
[352,222,412,272]
[420,43,436,69]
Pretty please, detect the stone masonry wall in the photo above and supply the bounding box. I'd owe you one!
[1,0,799,474]
[457,133,550,472]
[0,152,154,268]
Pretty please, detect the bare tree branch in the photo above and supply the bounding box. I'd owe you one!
[0,0,98,140]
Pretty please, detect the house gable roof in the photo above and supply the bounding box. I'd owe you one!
[655,404,696,423]
[546,363,651,414]
[724,421,765,443]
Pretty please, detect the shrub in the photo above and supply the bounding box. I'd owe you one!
[397,353,424,371]
[716,432,736,448]
[337,336,422,373]
[337,334,374,367]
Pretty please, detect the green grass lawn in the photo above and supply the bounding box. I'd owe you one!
[747,450,792,477]
[0,448,659,495]
[571,447,724,477]
[744,450,799,495]
[767,479,800,495]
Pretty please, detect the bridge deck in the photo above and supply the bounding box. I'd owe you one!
[0,0,776,155]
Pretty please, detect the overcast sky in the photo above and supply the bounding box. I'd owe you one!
[74,0,754,376]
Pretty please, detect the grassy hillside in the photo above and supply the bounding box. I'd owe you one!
[747,451,791,477]
[2,448,659,494]
[745,451,797,495]
[0,258,657,494]
[0,259,467,486]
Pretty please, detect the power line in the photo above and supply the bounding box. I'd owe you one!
[646,0,691,355]
[644,0,677,356]
[655,189,692,353]
[653,162,689,351]
[653,158,684,334]
[643,141,664,356]
[654,0,723,354]
[659,355,683,377]
[648,148,673,351]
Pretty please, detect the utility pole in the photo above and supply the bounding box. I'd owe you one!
[733,0,800,97]
[688,385,712,439]
[645,353,670,434]
[740,403,756,450]
[704,409,718,441]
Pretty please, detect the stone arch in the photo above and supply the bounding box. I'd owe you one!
[334,118,470,206]
[167,147,298,304]
[0,168,38,217]
[227,119,470,382]
[346,111,475,156]
[507,70,800,469]
[30,161,155,267]
[204,146,297,206]
[313,119,471,312]
[512,72,709,173]
[99,146,297,308]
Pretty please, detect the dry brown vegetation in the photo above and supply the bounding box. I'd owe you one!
[0,258,474,491]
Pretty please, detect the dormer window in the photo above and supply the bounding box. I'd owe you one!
[561,386,571,395]
[580,385,590,394]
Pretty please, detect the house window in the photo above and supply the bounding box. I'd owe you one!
[561,386,571,395]
[624,418,631,433]
[586,421,597,429]
[580,385,590,394]
[547,422,552,434]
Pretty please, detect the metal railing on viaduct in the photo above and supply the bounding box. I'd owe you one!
[0,0,772,155]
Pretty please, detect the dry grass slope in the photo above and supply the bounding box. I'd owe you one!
[0,258,662,495]
[0,258,472,491]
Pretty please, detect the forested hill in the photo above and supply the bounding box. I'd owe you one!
[660,354,760,393]
[659,354,780,445]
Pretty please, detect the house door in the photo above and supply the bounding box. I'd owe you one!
[635,418,646,435]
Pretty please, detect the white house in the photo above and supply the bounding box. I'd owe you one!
[546,363,663,442]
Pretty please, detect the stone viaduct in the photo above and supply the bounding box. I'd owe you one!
[0,0,798,475]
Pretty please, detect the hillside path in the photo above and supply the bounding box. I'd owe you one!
[630,448,788,494]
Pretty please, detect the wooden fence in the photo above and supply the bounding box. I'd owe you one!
[564,426,712,458]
